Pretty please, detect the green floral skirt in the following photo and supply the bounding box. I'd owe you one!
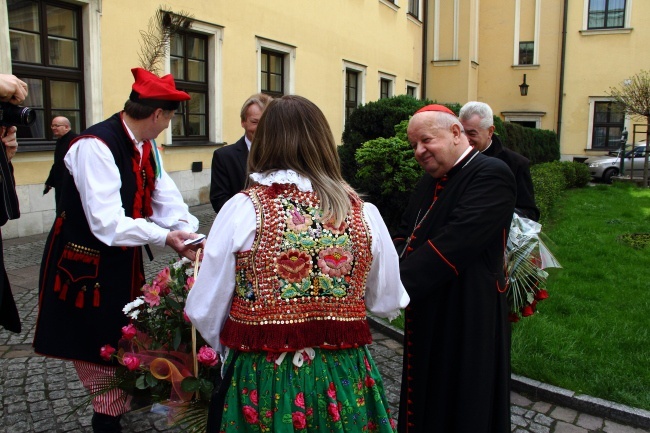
[219,346,397,433]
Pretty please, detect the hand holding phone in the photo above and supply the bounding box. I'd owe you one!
[183,233,206,246]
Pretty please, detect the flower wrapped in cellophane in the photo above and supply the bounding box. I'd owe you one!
[97,257,219,432]
[506,213,561,322]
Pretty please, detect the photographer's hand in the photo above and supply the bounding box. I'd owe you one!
[1,126,18,161]
[0,74,28,105]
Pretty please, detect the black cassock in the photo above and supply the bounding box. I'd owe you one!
[394,150,516,433]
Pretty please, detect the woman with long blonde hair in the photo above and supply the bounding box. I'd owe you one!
[186,95,409,432]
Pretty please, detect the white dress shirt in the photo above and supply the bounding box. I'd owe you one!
[64,118,198,248]
[186,169,409,354]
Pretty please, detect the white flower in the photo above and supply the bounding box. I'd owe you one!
[173,258,191,269]
[123,297,145,316]
[129,310,140,320]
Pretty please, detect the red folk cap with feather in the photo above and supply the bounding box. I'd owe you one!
[129,67,190,110]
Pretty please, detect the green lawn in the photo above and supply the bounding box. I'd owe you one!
[511,182,650,411]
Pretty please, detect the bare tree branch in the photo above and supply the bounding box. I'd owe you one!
[607,70,650,186]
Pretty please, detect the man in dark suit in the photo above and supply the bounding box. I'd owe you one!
[209,93,272,213]
[460,101,540,221]
[44,116,78,215]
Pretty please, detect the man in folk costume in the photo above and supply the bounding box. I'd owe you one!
[33,68,202,433]
[394,105,516,433]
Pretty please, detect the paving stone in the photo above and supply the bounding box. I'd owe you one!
[553,421,589,433]
[551,406,579,423]
[576,413,605,431]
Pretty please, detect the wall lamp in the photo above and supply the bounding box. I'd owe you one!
[519,74,529,96]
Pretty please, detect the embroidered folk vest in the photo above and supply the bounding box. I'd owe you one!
[219,183,374,352]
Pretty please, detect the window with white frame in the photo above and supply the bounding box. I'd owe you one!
[502,111,544,129]
[408,0,420,19]
[8,0,85,147]
[379,73,395,99]
[343,61,366,122]
[588,99,625,149]
[167,19,222,145]
[406,82,419,98]
[588,0,626,29]
[518,41,534,65]
[257,38,295,98]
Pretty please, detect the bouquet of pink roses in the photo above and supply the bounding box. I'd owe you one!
[99,256,219,431]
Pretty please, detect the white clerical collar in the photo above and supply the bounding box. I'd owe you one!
[453,146,474,167]
[481,139,493,153]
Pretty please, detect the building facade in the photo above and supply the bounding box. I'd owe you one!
[0,0,423,238]
[1,0,647,239]
[422,0,648,161]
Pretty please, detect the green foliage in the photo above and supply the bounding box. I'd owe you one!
[512,184,650,411]
[530,162,567,224]
[503,122,560,164]
[493,116,506,142]
[355,134,423,233]
[339,95,460,182]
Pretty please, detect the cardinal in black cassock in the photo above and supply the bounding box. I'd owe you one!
[394,105,516,433]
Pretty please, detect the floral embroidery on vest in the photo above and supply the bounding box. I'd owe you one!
[221,183,373,351]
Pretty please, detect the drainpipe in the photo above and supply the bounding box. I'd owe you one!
[421,0,428,98]
[556,0,568,145]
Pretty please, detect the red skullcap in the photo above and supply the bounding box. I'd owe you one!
[129,67,190,109]
[414,104,456,116]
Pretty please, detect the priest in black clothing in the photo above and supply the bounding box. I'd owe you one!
[460,100,539,221]
[395,104,516,433]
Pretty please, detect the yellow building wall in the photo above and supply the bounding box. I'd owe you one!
[12,0,422,181]
[561,0,650,158]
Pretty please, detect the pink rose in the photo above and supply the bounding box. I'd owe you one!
[122,354,141,371]
[197,346,219,367]
[184,276,195,291]
[326,382,337,399]
[294,392,305,408]
[249,389,258,405]
[327,402,340,421]
[292,411,307,429]
[99,344,116,361]
[121,324,137,340]
[242,405,259,424]
[306,407,313,416]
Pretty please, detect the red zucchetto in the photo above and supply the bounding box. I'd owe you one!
[129,67,190,110]
[414,104,456,116]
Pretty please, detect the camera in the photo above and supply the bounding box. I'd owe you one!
[0,102,36,127]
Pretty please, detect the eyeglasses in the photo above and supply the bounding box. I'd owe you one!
[51,124,66,128]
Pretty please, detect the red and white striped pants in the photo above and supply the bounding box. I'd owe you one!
[74,361,132,416]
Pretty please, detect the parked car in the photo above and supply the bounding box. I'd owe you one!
[584,145,648,183]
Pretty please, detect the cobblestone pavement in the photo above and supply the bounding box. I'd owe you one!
[1,204,649,433]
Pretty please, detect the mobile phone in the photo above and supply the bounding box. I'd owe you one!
[183,234,206,246]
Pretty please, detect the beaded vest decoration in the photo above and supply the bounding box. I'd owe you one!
[219,183,374,352]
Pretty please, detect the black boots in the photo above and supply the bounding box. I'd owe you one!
[91,412,122,433]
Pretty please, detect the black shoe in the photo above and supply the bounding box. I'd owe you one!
[91,412,122,433]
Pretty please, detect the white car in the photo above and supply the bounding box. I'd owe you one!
[584,145,648,183]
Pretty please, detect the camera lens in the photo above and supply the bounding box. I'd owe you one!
[0,103,36,127]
